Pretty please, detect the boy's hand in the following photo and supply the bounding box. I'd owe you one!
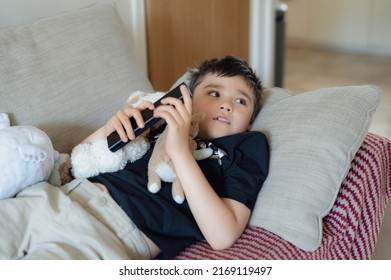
[153,85,193,158]
[104,101,155,142]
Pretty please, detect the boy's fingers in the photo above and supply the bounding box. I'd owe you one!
[180,84,191,96]
[136,100,154,111]
[160,87,192,118]
[180,85,192,113]
[111,118,129,142]
[117,110,135,141]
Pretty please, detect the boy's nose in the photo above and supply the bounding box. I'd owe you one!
[219,105,232,112]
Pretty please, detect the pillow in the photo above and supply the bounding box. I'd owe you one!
[0,4,153,153]
[249,85,381,251]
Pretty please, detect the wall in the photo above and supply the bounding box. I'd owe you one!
[250,0,275,87]
[284,0,391,56]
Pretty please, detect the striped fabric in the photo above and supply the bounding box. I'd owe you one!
[175,133,391,260]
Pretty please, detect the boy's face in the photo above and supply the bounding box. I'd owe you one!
[191,73,255,140]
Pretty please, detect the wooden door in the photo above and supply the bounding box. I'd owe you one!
[145,0,249,91]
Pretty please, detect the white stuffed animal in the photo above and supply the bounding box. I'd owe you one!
[0,113,56,199]
[70,91,165,179]
[71,135,150,178]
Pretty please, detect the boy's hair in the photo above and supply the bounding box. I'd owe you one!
[188,55,263,123]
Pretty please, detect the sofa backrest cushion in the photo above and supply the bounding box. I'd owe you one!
[0,4,153,153]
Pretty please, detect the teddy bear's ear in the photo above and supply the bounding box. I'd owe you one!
[191,113,205,124]
[0,113,11,129]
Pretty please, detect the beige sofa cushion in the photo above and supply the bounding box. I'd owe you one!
[249,85,381,251]
[0,4,153,153]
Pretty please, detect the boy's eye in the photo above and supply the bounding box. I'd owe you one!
[235,98,247,105]
[208,91,219,97]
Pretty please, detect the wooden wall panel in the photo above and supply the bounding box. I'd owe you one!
[145,0,249,91]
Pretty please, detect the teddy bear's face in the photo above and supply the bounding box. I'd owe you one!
[0,126,55,199]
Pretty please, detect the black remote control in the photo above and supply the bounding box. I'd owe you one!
[107,82,186,152]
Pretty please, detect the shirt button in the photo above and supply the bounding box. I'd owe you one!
[98,196,108,205]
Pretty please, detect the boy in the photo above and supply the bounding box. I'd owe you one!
[0,56,269,260]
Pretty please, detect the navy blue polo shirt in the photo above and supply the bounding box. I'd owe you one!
[90,131,269,259]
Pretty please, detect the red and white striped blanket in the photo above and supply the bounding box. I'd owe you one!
[175,133,391,260]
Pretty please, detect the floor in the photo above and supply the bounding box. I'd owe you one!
[283,46,391,259]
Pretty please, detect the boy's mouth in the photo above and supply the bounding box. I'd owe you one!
[213,116,231,125]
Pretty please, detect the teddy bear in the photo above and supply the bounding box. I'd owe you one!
[0,113,57,199]
[147,112,205,204]
[70,91,165,179]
